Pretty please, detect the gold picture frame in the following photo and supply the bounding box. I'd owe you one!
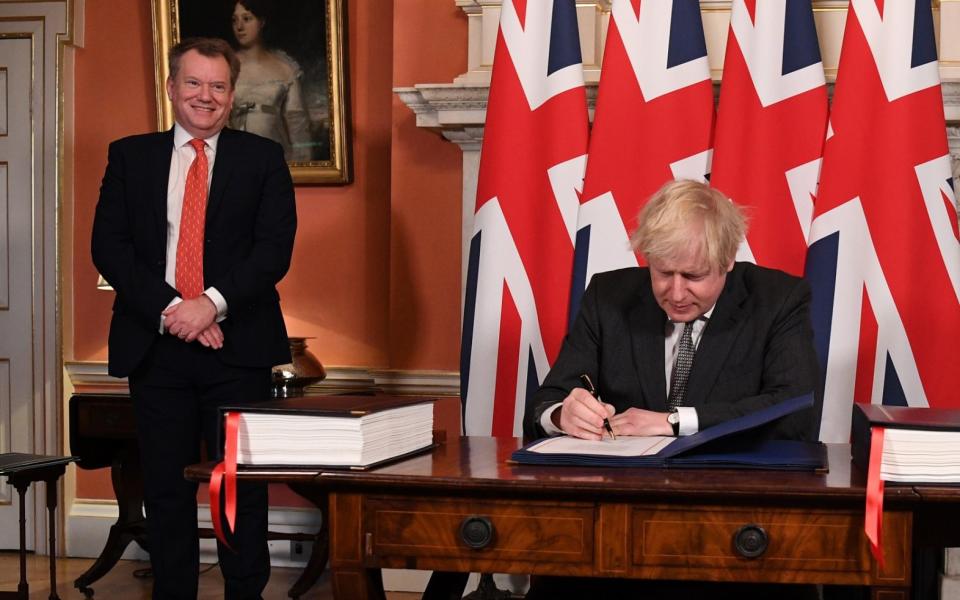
[152,0,351,184]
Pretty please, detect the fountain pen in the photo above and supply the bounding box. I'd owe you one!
[579,374,615,440]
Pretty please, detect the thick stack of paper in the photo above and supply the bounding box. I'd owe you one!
[852,404,960,483]
[879,429,960,483]
[223,396,435,468]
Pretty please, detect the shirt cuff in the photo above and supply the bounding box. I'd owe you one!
[160,296,183,333]
[540,403,565,436]
[677,406,699,436]
[204,287,227,322]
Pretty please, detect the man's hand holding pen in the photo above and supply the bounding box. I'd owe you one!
[551,373,677,439]
[550,375,617,441]
[580,374,616,440]
[552,388,616,440]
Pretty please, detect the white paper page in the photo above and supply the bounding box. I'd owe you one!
[526,435,675,457]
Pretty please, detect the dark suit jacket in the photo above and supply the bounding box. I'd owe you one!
[91,127,296,377]
[523,263,823,441]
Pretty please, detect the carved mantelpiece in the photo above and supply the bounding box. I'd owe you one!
[394,84,603,148]
[397,80,960,155]
[393,85,488,149]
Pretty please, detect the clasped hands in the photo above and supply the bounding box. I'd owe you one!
[162,295,224,349]
[553,388,673,440]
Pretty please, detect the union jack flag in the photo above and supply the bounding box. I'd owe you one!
[571,0,713,317]
[805,0,960,442]
[461,0,589,437]
[711,0,827,276]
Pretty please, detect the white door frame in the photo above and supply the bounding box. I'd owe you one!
[0,0,74,555]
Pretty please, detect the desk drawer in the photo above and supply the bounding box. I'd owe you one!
[365,496,593,566]
[629,505,909,584]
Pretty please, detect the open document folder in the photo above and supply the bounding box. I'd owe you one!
[511,393,826,470]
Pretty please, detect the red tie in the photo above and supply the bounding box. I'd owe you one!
[175,138,208,299]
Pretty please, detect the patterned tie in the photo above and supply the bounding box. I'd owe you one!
[667,321,696,408]
[175,138,208,299]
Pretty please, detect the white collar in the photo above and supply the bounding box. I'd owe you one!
[173,123,220,152]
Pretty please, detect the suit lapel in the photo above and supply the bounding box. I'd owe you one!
[685,267,748,407]
[207,128,236,222]
[152,129,175,244]
[628,284,669,410]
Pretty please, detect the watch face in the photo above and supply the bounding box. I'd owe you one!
[667,411,679,424]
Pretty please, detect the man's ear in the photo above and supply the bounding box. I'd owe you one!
[166,77,174,101]
[725,259,735,273]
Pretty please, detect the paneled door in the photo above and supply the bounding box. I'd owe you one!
[0,1,70,552]
[0,33,39,551]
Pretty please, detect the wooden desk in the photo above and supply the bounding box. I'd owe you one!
[315,437,933,600]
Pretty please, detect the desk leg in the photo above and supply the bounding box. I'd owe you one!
[331,568,385,600]
[74,444,147,596]
[45,474,61,600]
[15,480,29,599]
[328,492,386,600]
[422,571,470,600]
[286,483,330,600]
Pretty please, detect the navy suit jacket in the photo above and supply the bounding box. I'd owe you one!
[91,127,296,377]
[524,263,823,441]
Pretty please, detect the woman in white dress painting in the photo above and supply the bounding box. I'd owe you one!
[230,0,312,161]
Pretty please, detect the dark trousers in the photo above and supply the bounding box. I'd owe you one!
[129,335,271,600]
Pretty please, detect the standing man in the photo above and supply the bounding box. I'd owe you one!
[525,179,822,443]
[92,37,296,600]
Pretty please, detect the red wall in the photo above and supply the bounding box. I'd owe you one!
[72,0,155,362]
[390,1,466,370]
[70,0,466,499]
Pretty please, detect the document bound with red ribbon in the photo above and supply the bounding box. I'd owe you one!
[851,403,960,484]
[218,395,436,469]
[208,396,436,547]
[849,402,960,567]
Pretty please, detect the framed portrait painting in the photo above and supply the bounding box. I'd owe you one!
[152,0,351,184]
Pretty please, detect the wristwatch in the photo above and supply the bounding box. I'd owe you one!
[667,408,680,436]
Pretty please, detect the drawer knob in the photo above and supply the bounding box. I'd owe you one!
[459,516,494,549]
[733,524,768,558]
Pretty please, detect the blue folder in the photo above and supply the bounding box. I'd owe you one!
[511,393,826,470]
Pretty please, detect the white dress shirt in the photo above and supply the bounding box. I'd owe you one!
[541,306,716,437]
[161,124,228,329]
[663,309,712,435]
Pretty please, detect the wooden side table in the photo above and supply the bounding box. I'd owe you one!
[0,454,76,600]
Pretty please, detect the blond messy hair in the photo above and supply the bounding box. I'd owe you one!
[629,179,747,272]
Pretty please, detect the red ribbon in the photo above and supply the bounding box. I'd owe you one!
[865,426,885,569]
[209,411,240,550]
